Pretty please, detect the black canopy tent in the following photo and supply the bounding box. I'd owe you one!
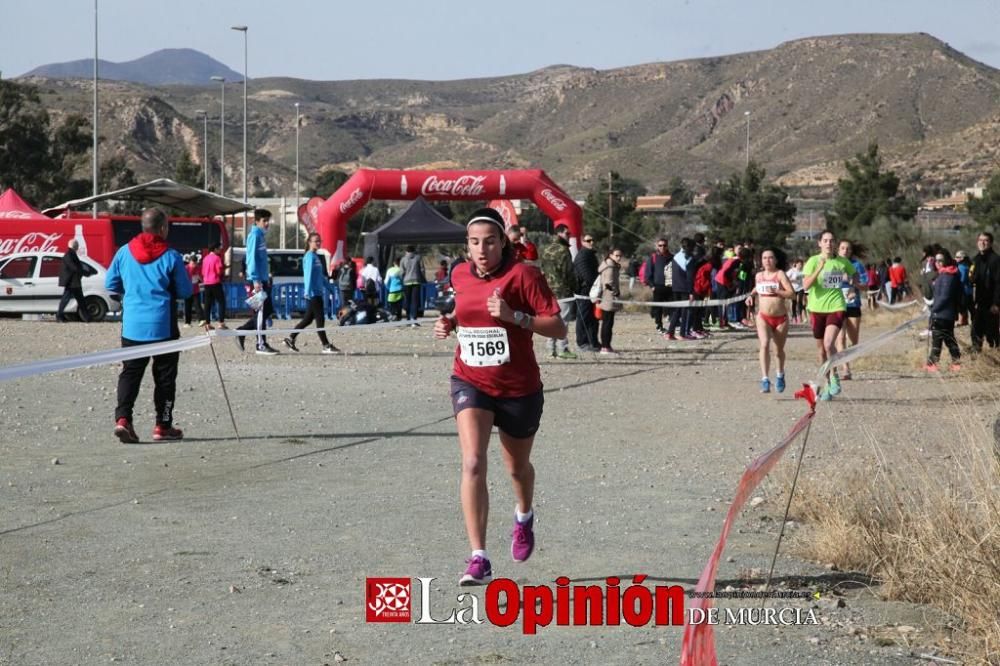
[362,197,466,272]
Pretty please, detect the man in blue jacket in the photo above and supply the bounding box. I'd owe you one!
[105,207,192,443]
[665,237,694,340]
[643,238,673,334]
[236,208,280,355]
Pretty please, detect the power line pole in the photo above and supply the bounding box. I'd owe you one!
[92,0,99,217]
[605,171,616,245]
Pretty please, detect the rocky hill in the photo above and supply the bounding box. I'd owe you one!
[19,33,1000,200]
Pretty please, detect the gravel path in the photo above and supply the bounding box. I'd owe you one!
[0,313,958,665]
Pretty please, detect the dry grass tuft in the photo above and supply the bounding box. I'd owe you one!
[765,398,1000,663]
[834,309,1000,384]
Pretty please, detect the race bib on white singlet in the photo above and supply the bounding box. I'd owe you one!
[821,271,845,289]
[756,281,779,295]
[457,326,511,367]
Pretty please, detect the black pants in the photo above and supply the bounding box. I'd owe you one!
[115,337,179,426]
[650,286,671,330]
[929,318,960,364]
[404,284,421,320]
[340,288,354,309]
[388,297,403,320]
[202,284,226,323]
[599,309,615,349]
[575,298,599,349]
[183,293,204,324]
[690,305,705,333]
[290,296,331,346]
[971,305,999,351]
[57,287,89,322]
[238,281,274,348]
[667,291,690,336]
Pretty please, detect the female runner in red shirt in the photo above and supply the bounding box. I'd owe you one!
[434,208,568,585]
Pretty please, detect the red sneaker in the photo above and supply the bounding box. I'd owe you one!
[114,418,139,444]
[948,363,962,372]
[924,363,939,373]
[153,424,184,441]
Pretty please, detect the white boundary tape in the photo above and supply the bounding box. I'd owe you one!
[874,299,923,311]
[817,311,927,382]
[559,293,749,308]
[209,317,435,338]
[0,317,439,383]
[0,336,210,383]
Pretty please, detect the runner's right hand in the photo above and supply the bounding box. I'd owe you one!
[434,316,453,339]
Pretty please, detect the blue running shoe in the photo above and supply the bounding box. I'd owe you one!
[760,377,771,393]
[819,389,833,402]
[775,374,786,393]
[828,375,842,396]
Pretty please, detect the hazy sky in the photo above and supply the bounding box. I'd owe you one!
[6,0,1000,81]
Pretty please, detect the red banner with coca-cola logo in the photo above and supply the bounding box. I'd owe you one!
[316,169,583,262]
[488,200,520,230]
[0,218,116,267]
[297,196,325,236]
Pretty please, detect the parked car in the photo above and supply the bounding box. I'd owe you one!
[0,251,121,321]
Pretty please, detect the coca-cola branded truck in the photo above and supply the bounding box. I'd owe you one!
[0,213,229,268]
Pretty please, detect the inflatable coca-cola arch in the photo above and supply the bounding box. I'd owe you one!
[316,169,583,262]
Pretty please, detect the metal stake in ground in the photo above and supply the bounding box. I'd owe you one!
[762,419,812,606]
[206,329,241,443]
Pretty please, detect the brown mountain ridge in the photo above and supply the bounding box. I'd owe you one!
[20,32,1000,200]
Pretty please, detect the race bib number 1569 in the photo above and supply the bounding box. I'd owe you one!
[457,326,511,367]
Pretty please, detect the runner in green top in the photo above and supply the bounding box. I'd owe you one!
[802,230,860,401]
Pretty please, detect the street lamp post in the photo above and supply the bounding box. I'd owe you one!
[294,102,300,250]
[210,76,225,196]
[231,25,248,203]
[195,109,208,191]
[744,110,751,167]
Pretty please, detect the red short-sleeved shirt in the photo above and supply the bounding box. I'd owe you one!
[450,257,560,397]
[888,264,907,288]
[513,241,539,262]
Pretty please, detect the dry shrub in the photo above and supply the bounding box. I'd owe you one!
[765,401,1000,663]
[962,349,1000,383]
[864,304,927,329]
[848,345,926,375]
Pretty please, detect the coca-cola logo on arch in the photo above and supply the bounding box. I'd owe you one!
[421,175,487,198]
[540,189,567,212]
[339,188,365,214]
[0,232,64,257]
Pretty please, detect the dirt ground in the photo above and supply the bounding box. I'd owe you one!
[0,309,973,665]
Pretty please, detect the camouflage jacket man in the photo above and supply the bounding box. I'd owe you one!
[540,234,576,299]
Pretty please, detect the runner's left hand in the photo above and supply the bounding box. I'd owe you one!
[487,288,512,322]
